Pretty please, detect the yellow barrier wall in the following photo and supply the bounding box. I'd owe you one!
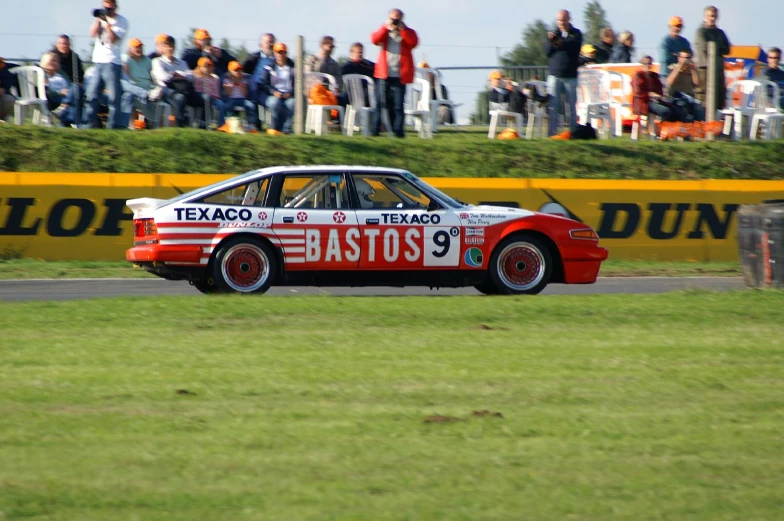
[2,173,783,261]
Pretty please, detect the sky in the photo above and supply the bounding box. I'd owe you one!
[1,0,780,123]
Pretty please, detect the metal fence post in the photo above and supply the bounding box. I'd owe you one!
[294,35,305,135]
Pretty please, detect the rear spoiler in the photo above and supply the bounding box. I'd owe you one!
[126,197,169,218]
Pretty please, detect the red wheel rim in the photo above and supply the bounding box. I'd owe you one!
[497,243,545,291]
[221,244,269,292]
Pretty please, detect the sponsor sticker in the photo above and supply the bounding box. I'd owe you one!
[465,227,484,237]
[296,212,308,222]
[465,237,484,245]
[464,247,483,267]
[381,213,441,225]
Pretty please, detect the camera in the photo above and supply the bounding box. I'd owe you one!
[92,8,106,17]
[391,18,400,26]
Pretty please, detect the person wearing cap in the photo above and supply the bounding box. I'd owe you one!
[578,44,598,66]
[305,36,343,94]
[693,5,731,109]
[151,35,201,127]
[488,71,510,105]
[192,57,224,128]
[119,37,154,128]
[220,61,258,132]
[148,33,168,60]
[182,28,236,78]
[0,57,17,122]
[418,61,454,125]
[545,9,582,136]
[258,42,297,133]
[83,0,128,129]
[659,16,692,72]
[595,28,614,64]
[370,8,419,137]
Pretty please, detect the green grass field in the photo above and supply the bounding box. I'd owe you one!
[0,259,742,279]
[1,292,783,520]
[1,125,783,179]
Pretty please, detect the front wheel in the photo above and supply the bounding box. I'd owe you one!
[212,238,277,294]
[488,235,552,295]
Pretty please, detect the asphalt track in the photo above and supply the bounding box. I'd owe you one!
[0,277,746,302]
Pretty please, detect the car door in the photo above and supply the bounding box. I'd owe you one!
[351,172,461,270]
[271,172,360,271]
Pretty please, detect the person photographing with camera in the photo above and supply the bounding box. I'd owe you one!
[544,9,582,136]
[371,8,418,137]
[666,50,705,121]
[83,0,127,128]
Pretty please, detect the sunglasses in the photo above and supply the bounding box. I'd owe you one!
[769,56,781,60]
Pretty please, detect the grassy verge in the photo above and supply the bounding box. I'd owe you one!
[1,292,782,520]
[1,126,783,179]
[0,259,741,280]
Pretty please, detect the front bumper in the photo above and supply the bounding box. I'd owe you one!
[560,245,609,284]
[126,244,203,264]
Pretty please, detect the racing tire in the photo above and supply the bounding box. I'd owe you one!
[474,280,501,295]
[212,238,277,294]
[190,277,221,295]
[488,234,552,295]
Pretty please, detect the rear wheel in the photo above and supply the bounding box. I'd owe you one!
[488,235,552,295]
[190,277,221,294]
[212,238,277,294]
[474,280,500,295]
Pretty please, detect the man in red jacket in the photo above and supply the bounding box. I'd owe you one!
[371,8,418,137]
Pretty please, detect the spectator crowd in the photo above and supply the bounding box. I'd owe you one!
[1,3,783,139]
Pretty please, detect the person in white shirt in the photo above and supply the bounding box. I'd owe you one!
[151,35,201,127]
[82,0,128,128]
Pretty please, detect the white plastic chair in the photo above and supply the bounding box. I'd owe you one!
[10,66,52,126]
[488,101,523,139]
[630,114,657,141]
[304,72,344,136]
[415,67,462,133]
[749,80,784,140]
[404,77,432,138]
[524,80,548,139]
[342,74,390,136]
[605,70,632,136]
[576,69,612,138]
[722,80,772,140]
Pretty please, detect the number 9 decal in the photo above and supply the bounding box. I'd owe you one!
[424,227,460,266]
[432,230,450,258]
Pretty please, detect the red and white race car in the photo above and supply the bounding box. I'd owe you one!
[126,166,608,294]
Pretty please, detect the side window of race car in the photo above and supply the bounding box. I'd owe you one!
[279,175,349,209]
[353,175,431,210]
[197,178,270,206]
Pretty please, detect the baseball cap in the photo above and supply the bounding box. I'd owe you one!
[129,38,143,48]
[273,42,287,53]
[228,61,243,71]
[581,44,596,54]
[418,61,430,68]
[194,29,211,40]
[155,33,168,44]
[669,16,684,26]
[197,57,213,67]
[489,71,502,80]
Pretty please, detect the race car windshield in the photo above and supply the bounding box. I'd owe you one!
[168,170,262,204]
[413,179,466,208]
